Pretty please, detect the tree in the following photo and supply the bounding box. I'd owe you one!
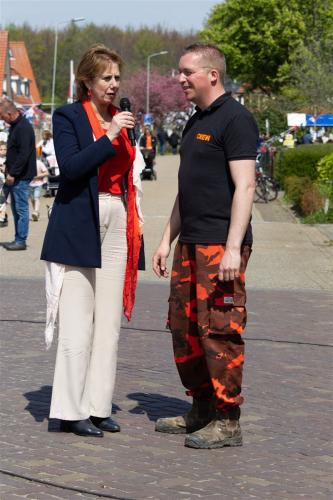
[121,69,189,118]
[283,41,333,114]
[201,0,306,93]
[250,98,288,136]
[298,0,333,43]
[7,23,198,105]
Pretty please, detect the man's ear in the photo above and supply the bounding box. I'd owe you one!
[209,69,219,86]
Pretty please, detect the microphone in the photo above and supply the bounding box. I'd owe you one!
[119,97,136,146]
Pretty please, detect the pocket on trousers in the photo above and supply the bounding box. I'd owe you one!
[208,280,247,336]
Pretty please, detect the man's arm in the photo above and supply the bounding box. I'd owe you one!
[152,194,181,278]
[219,159,256,281]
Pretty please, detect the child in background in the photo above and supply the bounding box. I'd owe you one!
[29,159,48,221]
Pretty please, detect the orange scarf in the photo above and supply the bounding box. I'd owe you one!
[82,99,141,320]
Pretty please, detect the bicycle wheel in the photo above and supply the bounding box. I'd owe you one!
[255,176,278,202]
[255,177,269,202]
[263,176,279,201]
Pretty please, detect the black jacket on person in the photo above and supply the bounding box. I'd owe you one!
[168,132,180,147]
[6,114,36,181]
[157,128,168,143]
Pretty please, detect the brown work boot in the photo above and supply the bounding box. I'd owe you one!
[155,399,215,434]
[184,417,242,449]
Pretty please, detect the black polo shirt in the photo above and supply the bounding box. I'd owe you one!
[178,92,258,245]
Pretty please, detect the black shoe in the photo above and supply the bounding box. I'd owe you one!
[60,418,104,437]
[0,219,8,227]
[90,416,121,433]
[3,241,26,251]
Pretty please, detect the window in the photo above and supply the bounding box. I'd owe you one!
[24,81,31,97]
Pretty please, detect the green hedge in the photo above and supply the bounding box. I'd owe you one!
[317,152,333,183]
[274,144,333,186]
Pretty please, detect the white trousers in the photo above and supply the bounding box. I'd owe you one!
[49,194,127,420]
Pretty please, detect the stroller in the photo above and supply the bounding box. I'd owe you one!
[44,154,60,197]
[140,148,157,180]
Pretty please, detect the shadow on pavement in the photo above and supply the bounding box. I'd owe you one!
[24,385,122,431]
[127,392,190,421]
[24,385,52,423]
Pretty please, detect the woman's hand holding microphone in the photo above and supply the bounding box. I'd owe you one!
[106,112,135,142]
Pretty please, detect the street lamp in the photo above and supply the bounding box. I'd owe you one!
[146,51,168,115]
[51,17,85,115]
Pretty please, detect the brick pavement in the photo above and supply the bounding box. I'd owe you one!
[1,278,332,499]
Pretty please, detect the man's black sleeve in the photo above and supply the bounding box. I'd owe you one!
[223,111,259,161]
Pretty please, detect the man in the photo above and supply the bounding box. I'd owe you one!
[168,129,180,155]
[157,126,169,155]
[0,99,36,250]
[153,44,258,449]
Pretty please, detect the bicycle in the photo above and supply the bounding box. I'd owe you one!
[255,153,279,202]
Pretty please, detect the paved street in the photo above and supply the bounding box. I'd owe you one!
[1,154,333,499]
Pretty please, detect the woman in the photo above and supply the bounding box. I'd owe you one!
[139,126,157,152]
[38,129,55,158]
[41,44,144,437]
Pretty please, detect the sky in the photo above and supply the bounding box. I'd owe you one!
[0,0,217,33]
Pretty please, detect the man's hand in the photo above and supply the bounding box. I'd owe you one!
[218,247,241,281]
[152,241,171,278]
[5,174,15,186]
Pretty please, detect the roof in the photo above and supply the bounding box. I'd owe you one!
[9,41,41,105]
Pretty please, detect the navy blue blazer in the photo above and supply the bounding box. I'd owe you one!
[41,102,117,268]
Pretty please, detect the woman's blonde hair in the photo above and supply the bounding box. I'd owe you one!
[76,44,124,101]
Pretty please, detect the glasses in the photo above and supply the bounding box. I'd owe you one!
[177,66,214,78]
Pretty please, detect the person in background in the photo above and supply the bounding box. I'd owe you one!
[0,141,9,227]
[153,43,258,449]
[301,130,313,144]
[41,43,144,438]
[157,126,169,155]
[168,130,180,155]
[139,125,157,153]
[0,99,36,250]
[38,129,55,159]
[29,159,48,221]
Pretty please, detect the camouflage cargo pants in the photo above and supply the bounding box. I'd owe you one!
[168,242,251,418]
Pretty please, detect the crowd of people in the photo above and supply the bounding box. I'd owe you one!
[137,124,180,155]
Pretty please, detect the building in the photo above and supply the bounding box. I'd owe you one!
[0,31,41,106]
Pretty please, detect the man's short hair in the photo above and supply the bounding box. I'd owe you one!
[183,43,226,84]
[0,98,17,113]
